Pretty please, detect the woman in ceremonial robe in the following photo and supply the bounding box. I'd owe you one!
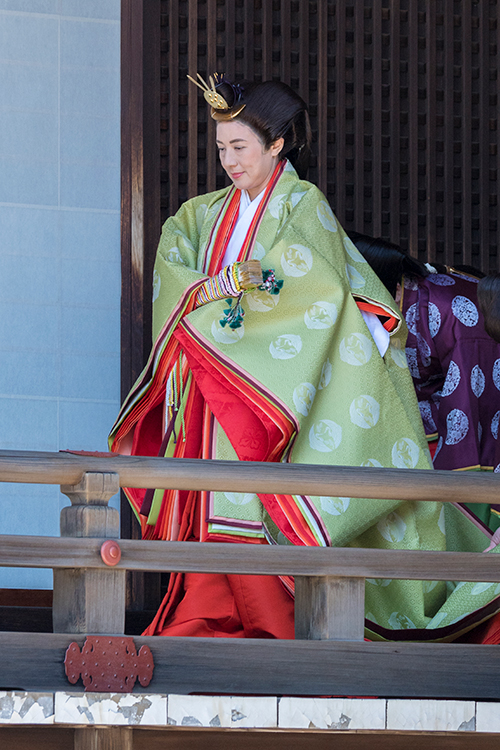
[110,77,500,642]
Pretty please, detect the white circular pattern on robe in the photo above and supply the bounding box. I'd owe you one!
[428,612,448,628]
[174,231,195,255]
[434,436,443,461]
[349,395,380,429]
[445,408,469,445]
[345,263,366,289]
[390,345,408,369]
[405,348,420,379]
[405,303,419,335]
[361,458,383,467]
[309,419,342,452]
[392,438,420,468]
[388,612,416,630]
[491,410,500,440]
[252,241,266,261]
[269,334,303,360]
[471,364,485,398]
[293,382,316,416]
[471,582,496,596]
[493,359,500,390]
[449,613,472,626]
[422,580,439,594]
[428,274,455,286]
[152,270,161,302]
[438,505,446,535]
[441,361,461,397]
[290,191,307,207]
[304,301,338,329]
[377,512,407,543]
[417,333,431,368]
[318,359,332,390]
[280,244,313,277]
[165,245,186,264]
[418,400,437,433]
[343,236,367,262]
[196,203,208,232]
[428,302,441,338]
[211,320,245,345]
[223,492,258,506]
[246,288,280,312]
[451,295,479,327]
[366,578,392,587]
[207,202,221,220]
[319,496,350,515]
[404,277,419,291]
[316,201,338,232]
[495,463,500,473]
[339,333,373,366]
[268,193,287,219]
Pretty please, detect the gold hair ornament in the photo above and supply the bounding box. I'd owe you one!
[187,72,246,120]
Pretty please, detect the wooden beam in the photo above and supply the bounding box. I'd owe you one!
[295,576,365,641]
[74,727,133,750]
[3,727,500,750]
[1,535,500,582]
[0,450,498,505]
[53,473,125,635]
[3,632,500,699]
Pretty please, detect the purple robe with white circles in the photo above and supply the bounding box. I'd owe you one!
[401,271,500,473]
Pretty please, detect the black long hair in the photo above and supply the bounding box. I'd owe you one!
[215,79,312,179]
[478,273,500,343]
[348,231,429,298]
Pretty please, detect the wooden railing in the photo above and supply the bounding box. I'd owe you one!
[1,449,500,700]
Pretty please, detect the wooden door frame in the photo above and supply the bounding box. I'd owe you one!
[121,0,162,609]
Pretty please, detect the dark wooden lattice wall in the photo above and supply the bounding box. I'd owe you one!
[121,0,500,573]
[160,0,500,272]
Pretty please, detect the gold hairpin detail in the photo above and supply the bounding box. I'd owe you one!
[186,72,229,110]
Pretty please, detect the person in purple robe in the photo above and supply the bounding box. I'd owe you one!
[350,232,500,532]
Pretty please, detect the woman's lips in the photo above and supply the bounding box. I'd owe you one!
[231,172,244,178]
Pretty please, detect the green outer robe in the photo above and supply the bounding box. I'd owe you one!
[111,161,500,640]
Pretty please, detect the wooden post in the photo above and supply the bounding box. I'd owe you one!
[74,727,133,750]
[53,472,126,634]
[294,576,365,641]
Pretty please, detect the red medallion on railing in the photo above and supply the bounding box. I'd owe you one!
[64,636,154,692]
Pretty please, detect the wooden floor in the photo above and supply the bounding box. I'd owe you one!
[3,727,500,750]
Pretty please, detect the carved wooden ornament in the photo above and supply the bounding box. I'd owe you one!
[64,636,154,692]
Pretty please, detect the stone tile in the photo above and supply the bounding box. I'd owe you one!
[278,697,386,730]
[476,702,500,733]
[229,697,277,728]
[54,692,167,726]
[0,692,54,724]
[387,700,476,732]
[167,695,232,728]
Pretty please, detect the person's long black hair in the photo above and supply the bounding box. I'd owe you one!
[348,231,429,297]
[478,273,500,343]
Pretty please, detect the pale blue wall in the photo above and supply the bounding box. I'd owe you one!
[0,1,121,588]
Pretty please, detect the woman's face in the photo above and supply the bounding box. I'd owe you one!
[216,121,283,201]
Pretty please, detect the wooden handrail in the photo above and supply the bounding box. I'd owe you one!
[0,449,498,503]
[1,534,500,581]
